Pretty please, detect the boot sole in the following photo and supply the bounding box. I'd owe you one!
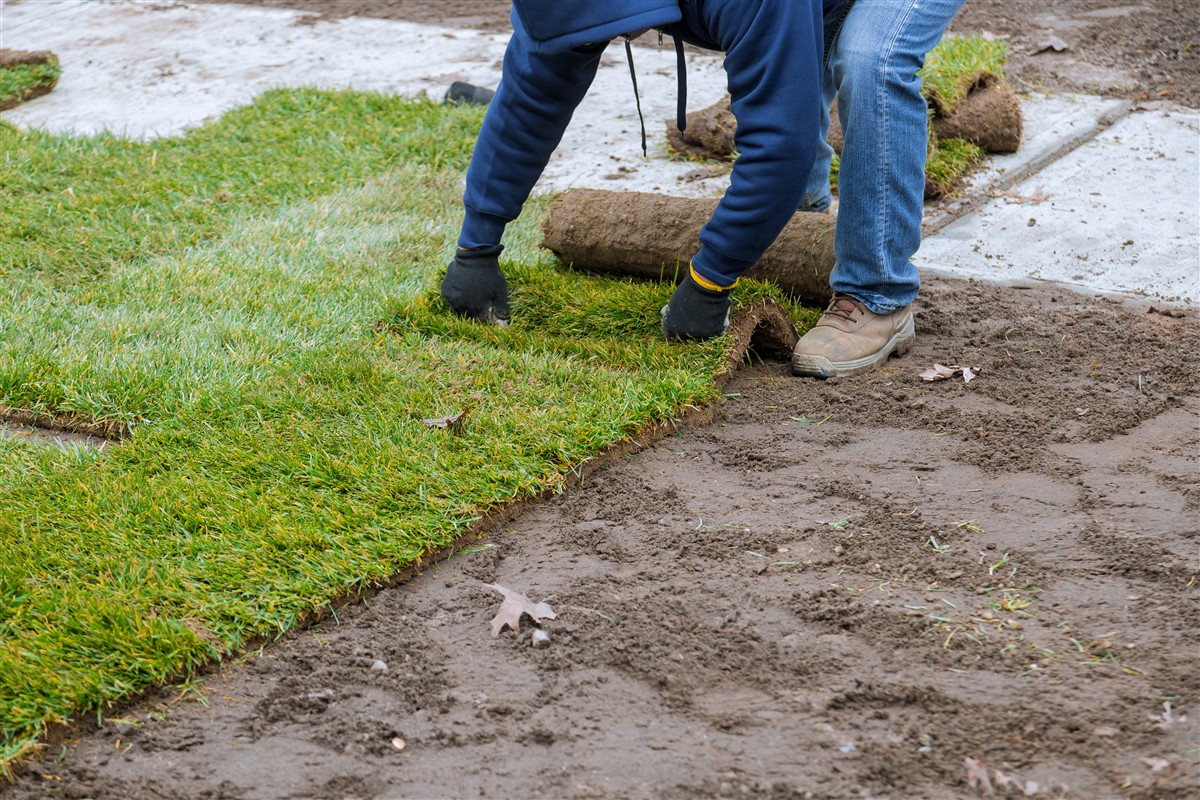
[791,315,916,379]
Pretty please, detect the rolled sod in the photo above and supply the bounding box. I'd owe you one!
[0,49,60,111]
[932,76,1022,154]
[671,78,1021,160]
[541,189,836,307]
[665,94,736,159]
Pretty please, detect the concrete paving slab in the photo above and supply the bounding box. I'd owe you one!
[924,92,1131,233]
[916,107,1200,306]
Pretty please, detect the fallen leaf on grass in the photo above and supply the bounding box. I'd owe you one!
[422,408,469,430]
[484,583,557,637]
[920,364,977,383]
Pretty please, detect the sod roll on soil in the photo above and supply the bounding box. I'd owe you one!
[673,78,1022,160]
[541,189,836,307]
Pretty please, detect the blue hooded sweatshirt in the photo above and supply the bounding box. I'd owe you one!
[460,0,830,288]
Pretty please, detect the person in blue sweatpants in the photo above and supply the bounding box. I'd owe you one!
[791,0,966,378]
[441,0,832,342]
[443,0,963,380]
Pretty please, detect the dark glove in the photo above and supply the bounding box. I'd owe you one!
[440,245,510,326]
[661,271,732,341]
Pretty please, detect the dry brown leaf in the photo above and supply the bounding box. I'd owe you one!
[1141,756,1172,774]
[920,364,978,383]
[422,408,469,430]
[965,757,994,796]
[1001,186,1052,204]
[1032,36,1069,54]
[994,770,1040,796]
[484,583,557,637]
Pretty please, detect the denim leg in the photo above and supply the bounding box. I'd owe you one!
[826,0,965,314]
[798,0,855,214]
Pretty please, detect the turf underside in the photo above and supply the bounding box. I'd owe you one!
[0,90,813,766]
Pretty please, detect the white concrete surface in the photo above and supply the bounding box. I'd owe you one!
[916,107,1200,305]
[0,0,729,197]
[2,0,1198,304]
[924,92,1131,232]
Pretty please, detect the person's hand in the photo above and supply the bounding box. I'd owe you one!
[440,245,510,326]
[661,271,732,341]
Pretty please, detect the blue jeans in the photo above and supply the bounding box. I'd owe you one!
[800,0,965,314]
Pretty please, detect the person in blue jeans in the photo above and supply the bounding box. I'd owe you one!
[791,0,965,378]
[442,0,964,380]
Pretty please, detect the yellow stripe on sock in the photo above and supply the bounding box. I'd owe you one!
[690,263,737,292]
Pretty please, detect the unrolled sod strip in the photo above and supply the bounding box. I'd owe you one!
[541,189,836,308]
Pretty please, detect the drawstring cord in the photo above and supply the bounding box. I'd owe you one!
[674,35,687,133]
[623,36,648,157]
[624,32,689,158]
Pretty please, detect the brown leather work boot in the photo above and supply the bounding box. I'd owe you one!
[792,293,915,378]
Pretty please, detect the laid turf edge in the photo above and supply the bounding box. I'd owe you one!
[0,294,802,778]
[1,86,823,772]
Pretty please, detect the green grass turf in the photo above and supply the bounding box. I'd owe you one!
[0,61,60,110]
[0,89,812,769]
[920,33,1009,115]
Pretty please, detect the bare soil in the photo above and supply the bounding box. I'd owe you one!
[5,2,1198,799]
[7,283,1199,799]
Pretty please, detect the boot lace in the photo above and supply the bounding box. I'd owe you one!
[824,293,865,323]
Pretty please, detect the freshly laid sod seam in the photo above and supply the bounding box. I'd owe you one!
[0,90,812,770]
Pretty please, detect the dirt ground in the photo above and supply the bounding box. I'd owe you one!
[5,2,1199,799]
[6,279,1197,799]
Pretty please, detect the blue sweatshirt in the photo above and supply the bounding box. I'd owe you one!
[460,0,829,288]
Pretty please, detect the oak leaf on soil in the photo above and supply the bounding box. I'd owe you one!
[920,363,978,383]
[484,583,557,637]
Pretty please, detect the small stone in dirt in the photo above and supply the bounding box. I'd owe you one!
[532,628,551,649]
[1094,726,1120,737]
[834,545,844,556]
[371,660,389,672]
